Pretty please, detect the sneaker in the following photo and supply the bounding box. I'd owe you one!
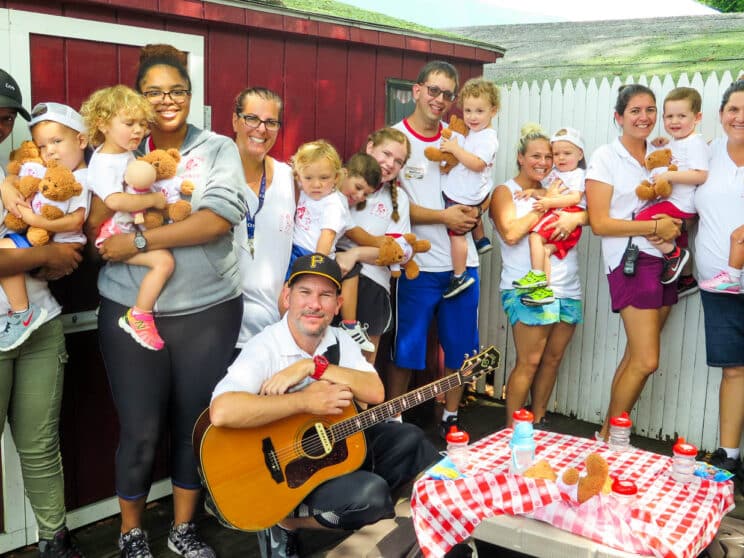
[118,308,165,351]
[340,321,374,352]
[707,448,742,475]
[512,270,548,290]
[474,237,492,255]
[660,247,690,285]
[257,524,299,558]
[439,415,459,439]
[520,287,555,306]
[677,275,699,298]
[39,527,84,558]
[0,304,48,352]
[118,528,153,558]
[700,271,741,294]
[443,273,475,299]
[168,522,216,558]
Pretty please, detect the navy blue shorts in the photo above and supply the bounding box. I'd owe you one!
[393,268,479,370]
[700,290,744,367]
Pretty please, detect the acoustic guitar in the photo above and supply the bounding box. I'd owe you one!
[193,345,500,531]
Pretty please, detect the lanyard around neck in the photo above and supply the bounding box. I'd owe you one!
[246,159,267,241]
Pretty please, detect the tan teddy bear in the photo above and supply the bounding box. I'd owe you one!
[381,233,432,280]
[136,149,194,229]
[635,148,677,201]
[561,452,612,504]
[424,115,469,175]
[2,141,48,232]
[19,161,84,246]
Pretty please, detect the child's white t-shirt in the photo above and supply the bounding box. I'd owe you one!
[541,167,587,209]
[667,133,709,215]
[87,148,133,201]
[293,190,350,256]
[442,127,498,205]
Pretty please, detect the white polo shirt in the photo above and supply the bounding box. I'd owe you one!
[586,138,662,272]
[212,314,377,399]
[695,138,744,284]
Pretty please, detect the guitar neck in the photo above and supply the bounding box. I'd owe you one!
[331,371,464,440]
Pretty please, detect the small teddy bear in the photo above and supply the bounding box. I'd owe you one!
[3,142,47,233]
[635,148,678,201]
[560,452,612,504]
[424,115,469,175]
[383,233,431,280]
[21,161,84,246]
[136,148,194,229]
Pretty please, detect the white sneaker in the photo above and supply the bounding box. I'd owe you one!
[340,321,375,352]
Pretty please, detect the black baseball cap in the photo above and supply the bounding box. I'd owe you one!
[288,253,342,291]
[0,69,30,121]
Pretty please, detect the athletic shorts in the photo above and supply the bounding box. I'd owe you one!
[393,268,479,371]
[635,201,696,248]
[606,252,677,313]
[501,289,582,326]
[442,193,482,237]
[532,206,583,259]
[6,233,31,248]
[356,275,392,336]
[700,290,744,367]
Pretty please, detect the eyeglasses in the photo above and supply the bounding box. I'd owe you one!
[237,113,281,132]
[420,83,456,102]
[142,89,191,104]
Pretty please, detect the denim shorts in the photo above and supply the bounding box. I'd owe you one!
[501,289,583,326]
[607,252,677,313]
[700,290,744,367]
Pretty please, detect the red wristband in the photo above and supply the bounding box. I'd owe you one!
[311,355,329,380]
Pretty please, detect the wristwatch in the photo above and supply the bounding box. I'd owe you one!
[311,355,329,380]
[134,231,147,252]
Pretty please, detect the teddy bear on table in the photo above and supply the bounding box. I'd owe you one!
[635,148,678,201]
[523,452,612,505]
[424,115,469,175]
[136,148,194,229]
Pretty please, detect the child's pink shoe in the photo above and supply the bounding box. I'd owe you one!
[118,308,165,350]
[699,271,741,294]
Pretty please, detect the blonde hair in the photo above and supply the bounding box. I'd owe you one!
[80,85,155,147]
[458,77,500,113]
[516,123,549,169]
[291,140,342,185]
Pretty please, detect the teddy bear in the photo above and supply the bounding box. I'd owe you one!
[380,233,431,280]
[635,148,678,201]
[17,161,84,246]
[560,452,612,504]
[136,148,194,229]
[3,143,49,233]
[424,115,469,175]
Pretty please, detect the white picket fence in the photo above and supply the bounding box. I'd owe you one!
[479,70,741,451]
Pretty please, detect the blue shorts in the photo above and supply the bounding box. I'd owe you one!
[5,233,31,248]
[700,290,744,367]
[393,268,479,370]
[284,244,313,282]
[501,289,583,326]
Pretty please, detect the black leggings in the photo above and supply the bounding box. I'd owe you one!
[298,421,439,530]
[98,296,242,499]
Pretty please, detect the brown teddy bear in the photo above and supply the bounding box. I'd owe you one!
[635,148,677,201]
[424,115,469,175]
[136,149,194,229]
[19,161,84,246]
[381,233,431,280]
[560,452,612,504]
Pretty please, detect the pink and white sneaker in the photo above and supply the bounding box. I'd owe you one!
[699,271,741,294]
[118,308,165,350]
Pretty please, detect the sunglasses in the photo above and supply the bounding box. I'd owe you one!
[419,83,456,102]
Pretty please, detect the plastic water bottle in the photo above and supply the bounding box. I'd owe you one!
[671,437,698,483]
[446,426,470,472]
[510,421,536,475]
[512,408,534,429]
[611,477,638,516]
[608,412,632,452]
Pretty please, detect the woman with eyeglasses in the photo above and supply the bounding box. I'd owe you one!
[85,44,246,558]
[230,87,295,356]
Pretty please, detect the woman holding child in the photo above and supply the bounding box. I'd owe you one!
[87,45,246,557]
[490,124,585,427]
[585,84,681,441]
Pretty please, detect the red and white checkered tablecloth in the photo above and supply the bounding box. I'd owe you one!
[411,429,735,558]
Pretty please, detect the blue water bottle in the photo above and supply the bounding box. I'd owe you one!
[510,421,536,475]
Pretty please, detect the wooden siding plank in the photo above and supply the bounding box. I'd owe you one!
[373,49,403,134]
[283,36,317,158]
[315,42,348,158]
[246,34,285,160]
[107,0,158,11]
[29,34,65,105]
[158,0,203,20]
[118,44,141,87]
[244,9,284,33]
[401,54,428,82]
[283,15,318,37]
[378,31,405,50]
[430,40,453,57]
[348,27,378,46]
[204,2,245,26]
[344,48,375,163]
[207,28,247,137]
[317,21,349,42]
[404,36,430,54]
[66,38,118,111]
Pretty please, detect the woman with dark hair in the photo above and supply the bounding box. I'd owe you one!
[86,44,246,557]
[696,80,744,475]
[585,84,681,441]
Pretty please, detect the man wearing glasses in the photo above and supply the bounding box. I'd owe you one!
[390,61,481,436]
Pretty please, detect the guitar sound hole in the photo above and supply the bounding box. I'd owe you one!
[301,425,331,459]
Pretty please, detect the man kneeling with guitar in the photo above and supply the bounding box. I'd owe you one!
[209,253,439,558]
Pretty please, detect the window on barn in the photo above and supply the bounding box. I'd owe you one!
[386,78,415,125]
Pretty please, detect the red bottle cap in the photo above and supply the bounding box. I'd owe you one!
[673,437,697,457]
[612,478,638,495]
[609,411,632,428]
[512,408,535,423]
[446,426,469,444]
